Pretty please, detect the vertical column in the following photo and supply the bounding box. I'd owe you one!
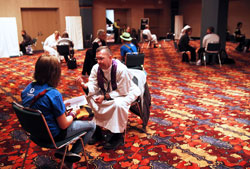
[79,0,93,48]
[200,0,229,49]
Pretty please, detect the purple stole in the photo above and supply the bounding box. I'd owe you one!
[97,60,117,93]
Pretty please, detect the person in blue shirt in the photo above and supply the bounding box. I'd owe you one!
[21,55,96,167]
[120,32,138,62]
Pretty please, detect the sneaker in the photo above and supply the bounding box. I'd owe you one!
[196,59,201,65]
[54,150,81,163]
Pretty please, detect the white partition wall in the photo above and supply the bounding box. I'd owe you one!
[174,15,183,40]
[65,16,84,50]
[0,17,19,58]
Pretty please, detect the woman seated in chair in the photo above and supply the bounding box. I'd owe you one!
[178,27,196,63]
[21,55,96,167]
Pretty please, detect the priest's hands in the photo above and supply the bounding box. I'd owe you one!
[76,76,87,90]
[95,95,104,103]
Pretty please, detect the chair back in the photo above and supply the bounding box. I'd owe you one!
[142,34,149,41]
[57,45,70,56]
[206,43,220,52]
[12,102,55,145]
[125,53,144,70]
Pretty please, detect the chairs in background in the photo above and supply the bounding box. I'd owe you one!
[12,102,88,169]
[203,43,221,67]
[141,34,151,49]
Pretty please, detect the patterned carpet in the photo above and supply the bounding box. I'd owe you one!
[0,40,250,169]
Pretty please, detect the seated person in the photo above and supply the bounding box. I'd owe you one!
[234,22,250,52]
[82,29,107,76]
[130,28,140,52]
[43,31,61,61]
[76,46,141,150]
[142,24,159,48]
[120,32,138,62]
[21,55,95,168]
[57,32,74,62]
[178,27,196,63]
[197,26,220,65]
[19,30,32,55]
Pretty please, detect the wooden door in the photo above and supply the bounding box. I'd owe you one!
[144,9,163,37]
[21,8,59,50]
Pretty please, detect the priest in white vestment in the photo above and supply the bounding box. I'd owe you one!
[76,46,141,150]
[43,31,61,60]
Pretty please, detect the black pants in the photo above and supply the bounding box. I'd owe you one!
[180,45,196,62]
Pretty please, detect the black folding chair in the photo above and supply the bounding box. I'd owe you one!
[203,43,221,67]
[12,102,88,169]
[125,53,145,70]
[57,45,72,62]
[141,34,151,49]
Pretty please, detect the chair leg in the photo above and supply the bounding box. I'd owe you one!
[147,41,150,48]
[80,138,89,169]
[218,54,222,67]
[21,139,31,169]
[141,42,145,49]
[59,145,68,169]
[203,54,206,67]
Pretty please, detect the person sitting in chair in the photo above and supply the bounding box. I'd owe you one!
[76,46,141,150]
[178,27,196,63]
[57,32,74,62]
[120,32,138,62]
[234,22,250,52]
[19,30,32,55]
[43,31,61,60]
[197,26,220,65]
[21,55,96,168]
[142,24,159,48]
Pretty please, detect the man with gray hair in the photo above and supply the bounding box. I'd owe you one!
[82,29,107,75]
[77,46,141,150]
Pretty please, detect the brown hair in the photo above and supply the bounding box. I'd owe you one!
[34,55,61,87]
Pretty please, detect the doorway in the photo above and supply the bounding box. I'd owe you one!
[21,8,59,50]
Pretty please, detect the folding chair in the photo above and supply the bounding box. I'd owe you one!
[141,34,151,49]
[125,52,145,70]
[12,102,88,169]
[57,45,72,62]
[203,43,221,67]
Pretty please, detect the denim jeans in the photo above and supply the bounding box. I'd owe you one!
[65,120,96,154]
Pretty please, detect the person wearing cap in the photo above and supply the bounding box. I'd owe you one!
[120,32,138,62]
[180,25,191,39]
[142,24,159,48]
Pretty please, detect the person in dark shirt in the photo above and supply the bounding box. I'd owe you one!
[19,30,32,55]
[178,27,196,62]
[234,22,250,52]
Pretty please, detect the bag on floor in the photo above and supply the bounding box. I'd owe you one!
[67,57,77,69]
[182,52,189,62]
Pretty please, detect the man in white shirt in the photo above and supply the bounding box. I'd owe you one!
[76,46,141,150]
[43,31,61,60]
[197,26,220,65]
[142,24,159,48]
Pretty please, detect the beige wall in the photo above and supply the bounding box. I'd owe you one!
[0,0,80,42]
[92,0,171,39]
[179,0,250,38]
[228,0,250,37]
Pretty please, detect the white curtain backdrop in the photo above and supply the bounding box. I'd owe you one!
[0,17,19,58]
[174,15,183,40]
[65,16,84,50]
